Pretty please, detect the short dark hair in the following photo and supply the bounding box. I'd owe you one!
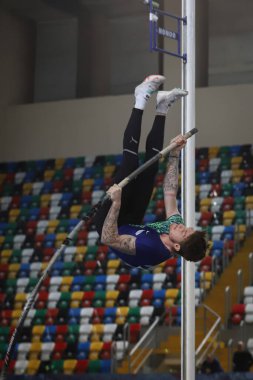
[178,231,207,262]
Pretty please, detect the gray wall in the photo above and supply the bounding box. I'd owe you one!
[0,83,252,162]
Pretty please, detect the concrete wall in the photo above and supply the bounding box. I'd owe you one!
[0,83,252,162]
[0,9,35,109]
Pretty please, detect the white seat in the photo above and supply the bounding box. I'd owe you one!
[17,278,29,293]
[17,343,31,360]
[49,277,62,292]
[49,206,61,220]
[14,360,28,375]
[199,184,211,199]
[37,220,49,234]
[32,182,44,195]
[245,304,253,313]
[91,190,105,205]
[80,307,93,324]
[79,324,92,342]
[0,196,12,211]
[221,170,232,184]
[245,314,253,324]
[106,275,119,290]
[50,193,62,206]
[244,287,253,297]
[24,309,36,327]
[74,168,85,180]
[209,157,221,173]
[211,197,224,213]
[244,296,253,305]
[87,231,99,246]
[247,338,253,356]
[15,172,26,184]
[41,342,55,361]
[47,291,61,308]
[153,273,166,290]
[211,225,225,240]
[85,156,95,167]
[13,234,26,250]
[129,289,143,307]
[140,306,154,325]
[195,212,201,224]
[115,341,129,360]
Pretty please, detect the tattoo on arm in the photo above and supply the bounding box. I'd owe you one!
[101,202,136,255]
[163,156,179,195]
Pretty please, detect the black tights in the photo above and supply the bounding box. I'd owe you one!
[94,108,165,235]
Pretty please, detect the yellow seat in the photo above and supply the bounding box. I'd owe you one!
[12,310,22,326]
[26,360,41,375]
[107,260,120,269]
[15,293,27,302]
[208,146,219,158]
[232,169,244,183]
[22,183,32,194]
[44,170,55,181]
[70,205,82,214]
[0,249,11,263]
[61,276,73,285]
[92,324,104,335]
[0,236,5,245]
[71,291,84,301]
[0,173,6,183]
[89,342,103,358]
[9,263,20,272]
[32,326,45,336]
[231,156,243,170]
[200,198,212,212]
[40,194,51,207]
[195,185,200,196]
[223,210,235,226]
[9,208,20,222]
[106,290,119,307]
[63,359,77,374]
[41,262,48,271]
[165,289,179,299]
[82,179,94,190]
[55,158,65,169]
[246,196,253,209]
[116,307,129,317]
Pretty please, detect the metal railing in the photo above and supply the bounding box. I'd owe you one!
[127,316,160,373]
[195,303,222,368]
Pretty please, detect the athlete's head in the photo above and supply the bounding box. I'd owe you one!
[168,224,207,262]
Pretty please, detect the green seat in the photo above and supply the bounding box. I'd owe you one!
[30,195,40,208]
[93,167,103,179]
[88,360,101,373]
[234,196,245,210]
[128,307,140,323]
[19,208,29,222]
[26,160,36,171]
[0,343,8,359]
[56,220,69,233]
[219,146,230,158]
[5,278,17,294]
[34,309,46,325]
[235,210,246,224]
[75,157,85,167]
[54,169,63,180]
[80,204,92,217]
[72,180,83,194]
[146,200,156,214]
[51,360,64,374]
[93,290,106,307]
[5,223,17,236]
[66,325,79,344]
[85,276,96,285]
[27,278,38,292]
[0,327,10,343]
[222,183,233,197]
[158,160,167,175]
[155,187,164,200]
[10,249,21,264]
[220,157,231,170]
[58,292,71,309]
[3,183,14,196]
[63,262,76,276]
[105,155,116,165]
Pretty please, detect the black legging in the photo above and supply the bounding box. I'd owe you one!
[94,108,165,235]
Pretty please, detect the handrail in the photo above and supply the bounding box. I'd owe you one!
[130,317,159,356]
[195,303,222,361]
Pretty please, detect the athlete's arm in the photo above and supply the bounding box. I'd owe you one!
[101,184,136,255]
[163,135,186,218]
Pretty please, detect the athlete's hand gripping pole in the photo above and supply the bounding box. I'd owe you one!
[0,127,198,380]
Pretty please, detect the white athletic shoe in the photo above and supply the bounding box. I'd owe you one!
[156,88,188,114]
[134,74,166,110]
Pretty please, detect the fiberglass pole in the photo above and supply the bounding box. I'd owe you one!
[181,0,196,379]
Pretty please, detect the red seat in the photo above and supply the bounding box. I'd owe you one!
[232,304,245,315]
[129,323,141,344]
[222,197,234,211]
[165,258,177,267]
[75,360,88,373]
[141,290,153,300]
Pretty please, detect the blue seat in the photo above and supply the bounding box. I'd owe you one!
[7,162,17,172]
[42,181,52,193]
[24,172,35,182]
[0,222,7,234]
[229,145,241,157]
[83,167,94,179]
[143,213,157,223]
[72,276,85,286]
[78,342,90,356]
[64,158,75,168]
[233,182,246,197]
[153,289,166,300]
[223,226,235,240]
[212,241,224,257]
[29,207,40,220]
[61,193,73,207]
[94,178,104,190]
[20,195,32,207]
[100,360,111,373]
[35,160,46,171]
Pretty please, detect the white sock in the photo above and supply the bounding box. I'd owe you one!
[134,94,150,110]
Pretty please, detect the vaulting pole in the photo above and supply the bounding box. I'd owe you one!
[181,0,196,379]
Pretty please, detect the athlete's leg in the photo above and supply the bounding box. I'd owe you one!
[93,75,165,235]
[129,88,188,224]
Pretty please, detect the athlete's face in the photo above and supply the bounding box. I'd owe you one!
[169,224,194,246]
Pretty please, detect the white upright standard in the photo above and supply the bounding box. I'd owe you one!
[181,0,196,379]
